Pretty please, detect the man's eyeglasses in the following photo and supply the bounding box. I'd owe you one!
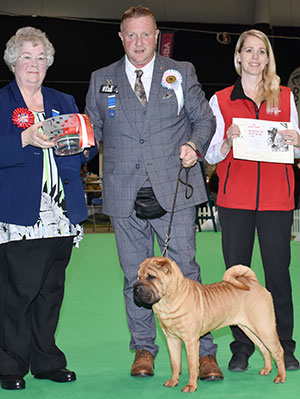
[18,54,49,66]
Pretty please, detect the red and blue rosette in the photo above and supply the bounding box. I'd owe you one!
[12,107,35,129]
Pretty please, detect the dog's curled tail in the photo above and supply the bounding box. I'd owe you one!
[223,265,258,291]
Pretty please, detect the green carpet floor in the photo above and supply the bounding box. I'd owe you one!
[2,232,299,398]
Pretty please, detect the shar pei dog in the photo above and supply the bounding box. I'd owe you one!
[133,257,285,393]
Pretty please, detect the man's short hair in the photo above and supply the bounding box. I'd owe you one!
[120,5,157,32]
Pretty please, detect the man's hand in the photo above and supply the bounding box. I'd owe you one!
[180,142,198,168]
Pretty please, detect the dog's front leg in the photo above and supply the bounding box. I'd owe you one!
[164,336,182,388]
[181,339,199,393]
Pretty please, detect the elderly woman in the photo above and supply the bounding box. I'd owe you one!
[0,27,95,390]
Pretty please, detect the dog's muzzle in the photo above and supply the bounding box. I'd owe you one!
[133,282,159,305]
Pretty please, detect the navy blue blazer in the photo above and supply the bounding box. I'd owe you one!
[0,80,92,225]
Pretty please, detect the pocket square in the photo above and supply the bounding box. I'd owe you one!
[162,92,173,100]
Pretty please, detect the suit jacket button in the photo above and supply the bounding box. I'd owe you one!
[139,139,144,144]
[135,164,140,169]
[64,179,69,184]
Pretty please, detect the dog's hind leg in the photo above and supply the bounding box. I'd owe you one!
[268,343,285,383]
[163,335,182,388]
[251,328,285,383]
[239,325,272,373]
[240,290,286,383]
[239,325,286,383]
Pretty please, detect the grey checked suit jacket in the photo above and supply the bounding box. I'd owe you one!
[85,54,216,217]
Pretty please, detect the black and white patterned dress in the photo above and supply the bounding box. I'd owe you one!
[0,111,83,245]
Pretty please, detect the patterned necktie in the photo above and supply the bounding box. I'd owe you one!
[134,70,147,106]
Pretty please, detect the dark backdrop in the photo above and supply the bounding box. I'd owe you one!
[1,15,300,172]
[2,15,300,107]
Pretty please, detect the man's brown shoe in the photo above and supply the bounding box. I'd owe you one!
[131,350,154,377]
[199,355,224,381]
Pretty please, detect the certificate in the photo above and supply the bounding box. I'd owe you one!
[232,118,294,164]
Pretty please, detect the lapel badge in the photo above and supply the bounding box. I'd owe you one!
[52,109,60,117]
[100,79,119,94]
[162,92,173,100]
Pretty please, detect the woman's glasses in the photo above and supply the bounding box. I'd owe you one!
[18,54,48,66]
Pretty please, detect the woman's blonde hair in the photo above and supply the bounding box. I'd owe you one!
[4,26,54,72]
[234,29,280,114]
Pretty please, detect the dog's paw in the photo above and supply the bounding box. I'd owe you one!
[164,378,179,388]
[259,367,271,376]
[273,375,286,383]
[181,384,197,393]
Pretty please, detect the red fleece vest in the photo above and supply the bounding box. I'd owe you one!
[216,85,294,211]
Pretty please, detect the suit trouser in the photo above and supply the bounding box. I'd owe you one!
[218,206,295,356]
[110,206,218,358]
[0,236,73,376]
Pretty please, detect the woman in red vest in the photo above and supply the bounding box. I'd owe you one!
[206,29,300,372]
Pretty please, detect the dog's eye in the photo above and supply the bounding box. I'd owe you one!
[147,274,156,280]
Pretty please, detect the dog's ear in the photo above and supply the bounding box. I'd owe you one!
[155,258,172,274]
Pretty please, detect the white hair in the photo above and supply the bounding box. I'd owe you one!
[4,26,55,72]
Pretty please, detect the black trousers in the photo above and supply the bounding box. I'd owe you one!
[218,206,295,356]
[0,236,73,376]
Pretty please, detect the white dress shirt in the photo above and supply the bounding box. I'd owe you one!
[125,54,156,100]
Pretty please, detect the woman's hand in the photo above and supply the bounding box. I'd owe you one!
[21,122,55,149]
[280,129,300,147]
[221,123,241,155]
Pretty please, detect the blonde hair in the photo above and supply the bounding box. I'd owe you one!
[234,29,280,114]
[4,26,54,72]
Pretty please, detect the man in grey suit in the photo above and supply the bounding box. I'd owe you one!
[85,5,223,381]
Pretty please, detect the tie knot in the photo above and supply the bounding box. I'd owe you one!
[135,69,143,79]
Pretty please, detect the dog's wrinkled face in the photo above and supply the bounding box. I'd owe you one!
[133,257,174,306]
